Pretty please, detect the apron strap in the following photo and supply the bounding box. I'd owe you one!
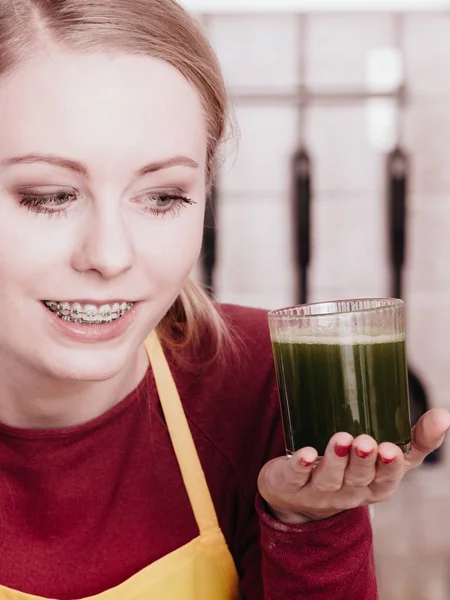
[144,331,220,537]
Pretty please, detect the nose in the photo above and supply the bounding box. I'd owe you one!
[71,205,134,279]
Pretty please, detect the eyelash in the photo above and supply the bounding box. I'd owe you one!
[18,191,196,218]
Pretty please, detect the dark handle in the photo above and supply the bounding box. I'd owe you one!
[293,148,312,304]
[202,184,217,296]
[387,147,408,299]
[386,147,439,463]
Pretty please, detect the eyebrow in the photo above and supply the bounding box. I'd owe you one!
[1,153,200,178]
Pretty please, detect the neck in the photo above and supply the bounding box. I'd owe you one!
[0,346,149,429]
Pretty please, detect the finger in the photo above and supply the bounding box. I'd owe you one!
[257,447,318,502]
[311,432,354,493]
[369,443,404,498]
[286,447,319,491]
[406,409,450,469]
[343,435,378,488]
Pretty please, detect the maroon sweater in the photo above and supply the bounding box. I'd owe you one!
[0,304,377,599]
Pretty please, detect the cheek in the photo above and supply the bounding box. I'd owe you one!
[135,210,204,288]
[0,220,41,295]
[0,213,69,294]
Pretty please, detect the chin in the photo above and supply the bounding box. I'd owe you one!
[42,344,141,384]
[53,363,125,383]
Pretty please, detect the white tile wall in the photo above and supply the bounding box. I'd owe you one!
[406,292,450,309]
[214,196,296,305]
[199,14,450,600]
[405,99,450,195]
[305,14,395,88]
[208,14,300,90]
[220,104,298,194]
[306,105,384,194]
[401,12,450,421]
[200,12,450,600]
[405,207,450,295]
[374,469,450,600]
[406,301,450,411]
[410,193,450,211]
[307,287,380,304]
[403,14,450,97]
[201,13,450,421]
[215,290,294,311]
[309,194,388,297]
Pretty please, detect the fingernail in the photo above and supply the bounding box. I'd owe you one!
[299,457,314,467]
[355,447,374,459]
[335,443,352,458]
[380,455,396,465]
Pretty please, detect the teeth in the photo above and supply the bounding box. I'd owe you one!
[70,302,82,318]
[44,300,134,324]
[58,302,71,316]
[84,304,97,316]
[83,304,98,320]
[100,304,112,317]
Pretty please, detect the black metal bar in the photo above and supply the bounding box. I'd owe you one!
[201,183,217,296]
[387,146,440,464]
[292,147,312,305]
[388,147,408,299]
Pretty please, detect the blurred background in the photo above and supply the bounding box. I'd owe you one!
[183,1,450,598]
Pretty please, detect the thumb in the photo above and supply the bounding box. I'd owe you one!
[406,408,450,469]
[257,447,317,504]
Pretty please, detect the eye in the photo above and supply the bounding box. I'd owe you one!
[18,191,77,216]
[137,192,196,217]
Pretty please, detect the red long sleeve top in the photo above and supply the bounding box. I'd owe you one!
[0,304,377,599]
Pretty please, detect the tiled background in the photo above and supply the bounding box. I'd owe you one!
[192,11,450,600]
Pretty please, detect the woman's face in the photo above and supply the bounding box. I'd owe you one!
[0,49,207,382]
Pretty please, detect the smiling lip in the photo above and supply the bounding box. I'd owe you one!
[42,300,142,343]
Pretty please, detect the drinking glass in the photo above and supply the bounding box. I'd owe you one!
[268,298,412,457]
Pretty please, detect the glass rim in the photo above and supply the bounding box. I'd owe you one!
[267,297,404,320]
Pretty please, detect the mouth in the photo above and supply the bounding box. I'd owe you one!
[42,300,135,325]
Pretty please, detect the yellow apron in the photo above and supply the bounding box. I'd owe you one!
[0,332,241,600]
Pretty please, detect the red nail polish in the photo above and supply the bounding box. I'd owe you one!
[355,447,374,459]
[299,457,314,467]
[380,455,396,465]
[335,444,352,458]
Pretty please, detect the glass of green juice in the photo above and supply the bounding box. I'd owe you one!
[268,298,412,457]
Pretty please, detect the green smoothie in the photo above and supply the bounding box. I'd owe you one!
[271,334,411,456]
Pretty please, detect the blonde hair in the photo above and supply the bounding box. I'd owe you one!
[1,0,232,364]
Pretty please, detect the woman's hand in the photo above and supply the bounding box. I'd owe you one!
[258,408,450,524]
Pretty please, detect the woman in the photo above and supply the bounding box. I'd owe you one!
[0,1,448,599]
